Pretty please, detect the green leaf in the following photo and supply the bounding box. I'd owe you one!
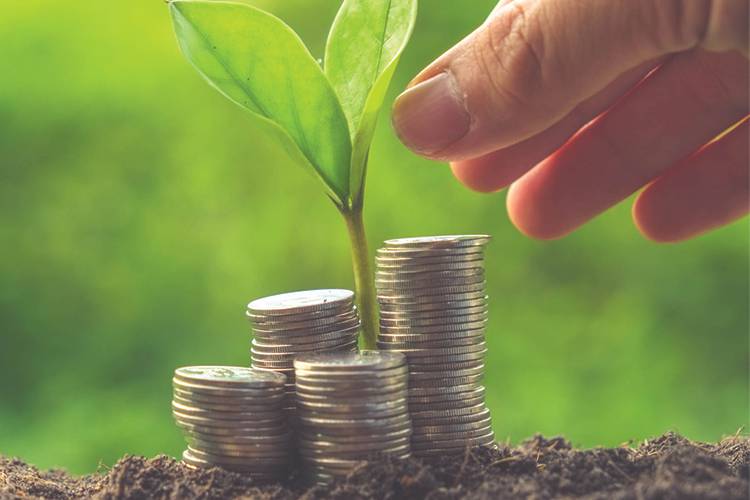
[169,0,352,205]
[325,0,418,204]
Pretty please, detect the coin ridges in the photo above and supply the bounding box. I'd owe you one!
[247,289,362,417]
[376,235,495,458]
[294,351,412,484]
[172,365,289,479]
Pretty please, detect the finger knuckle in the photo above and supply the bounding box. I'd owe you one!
[643,0,712,52]
[478,3,546,109]
[701,0,749,52]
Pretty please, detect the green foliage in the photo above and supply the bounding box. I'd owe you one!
[169,0,417,209]
[325,0,418,204]
[0,0,746,476]
[170,0,352,205]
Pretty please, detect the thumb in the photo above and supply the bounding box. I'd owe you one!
[392,0,747,161]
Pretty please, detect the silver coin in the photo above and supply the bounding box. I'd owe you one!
[403,351,487,366]
[377,335,485,349]
[247,301,356,319]
[250,318,360,337]
[377,326,486,341]
[172,379,287,398]
[389,341,487,356]
[298,405,408,420]
[190,439,290,457]
[181,449,287,474]
[403,344,488,358]
[187,429,292,444]
[298,424,413,443]
[253,347,359,368]
[412,430,495,449]
[172,395,283,413]
[376,264,485,278]
[247,309,359,330]
[246,304,357,324]
[408,382,482,397]
[173,409,282,427]
[299,456,377,469]
[380,317,487,335]
[175,422,289,438]
[412,415,493,434]
[186,446,288,465]
[251,336,359,353]
[376,246,486,259]
[296,422,411,438]
[171,401,282,419]
[247,289,354,316]
[409,364,485,378]
[295,385,408,403]
[377,290,487,305]
[174,366,286,388]
[409,395,487,411]
[379,311,488,328]
[411,432,495,452]
[379,303,488,318]
[377,262,485,274]
[376,268,485,281]
[411,373,484,387]
[300,439,411,454]
[376,280,486,295]
[300,443,411,459]
[249,360,294,370]
[294,369,408,384]
[376,256,484,269]
[379,296,488,313]
[375,275,486,291]
[294,363,407,380]
[295,396,408,412]
[250,340,358,361]
[172,385,285,402]
[411,407,492,426]
[408,385,485,402]
[252,327,359,352]
[297,411,411,428]
[294,351,406,373]
[384,234,491,248]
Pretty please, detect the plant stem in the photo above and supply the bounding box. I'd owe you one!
[342,206,379,350]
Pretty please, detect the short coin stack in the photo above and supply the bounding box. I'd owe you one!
[375,235,495,457]
[172,366,291,479]
[294,351,412,484]
[247,290,360,416]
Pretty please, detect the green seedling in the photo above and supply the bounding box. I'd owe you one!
[168,0,417,349]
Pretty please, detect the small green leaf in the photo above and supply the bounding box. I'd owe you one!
[170,0,352,205]
[325,0,418,204]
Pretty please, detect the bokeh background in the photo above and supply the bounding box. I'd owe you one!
[1,0,747,475]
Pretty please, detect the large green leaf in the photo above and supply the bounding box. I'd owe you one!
[325,0,418,204]
[170,0,352,205]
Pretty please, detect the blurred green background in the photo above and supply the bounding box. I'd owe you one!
[0,0,747,475]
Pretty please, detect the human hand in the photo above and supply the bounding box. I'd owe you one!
[393,0,749,242]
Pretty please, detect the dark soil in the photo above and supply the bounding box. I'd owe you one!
[1,432,747,499]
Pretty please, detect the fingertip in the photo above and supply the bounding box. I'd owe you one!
[450,162,504,193]
[632,189,685,243]
[506,182,568,240]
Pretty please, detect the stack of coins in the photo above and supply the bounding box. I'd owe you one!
[247,290,360,416]
[172,366,291,479]
[294,351,412,484]
[375,235,495,457]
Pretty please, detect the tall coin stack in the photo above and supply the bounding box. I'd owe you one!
[247,290,360,417]
[294,351,412,484]
[375,235,495,457]
[172,366,291,479]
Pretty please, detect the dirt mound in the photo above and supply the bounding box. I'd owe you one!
[1,432,747,499]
